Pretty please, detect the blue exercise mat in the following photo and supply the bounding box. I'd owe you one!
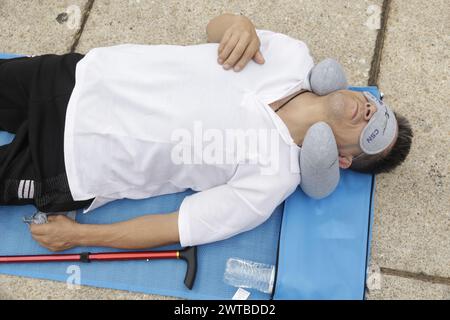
[273,86,378,300]
[0,193,282,300]
[0,53,376,300]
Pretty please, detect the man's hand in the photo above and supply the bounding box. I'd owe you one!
[29,212,179,251]
[207,14,265,72]
[29,215,79,252]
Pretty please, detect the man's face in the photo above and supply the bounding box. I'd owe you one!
[325,90,378,157]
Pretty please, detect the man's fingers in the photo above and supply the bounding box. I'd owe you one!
[30,227,59,251]
[218,31,262,71]
[253,50,265,64]
[218,33,240,66]
[218,29,232,58]
[47,215,57,222]
[30,215,56,235]
[29,222,48,235]
[223,36,249,69]
[31,233,43,243]
[234,40,260,71]
[218,32,238,60]
[28,215,61,234]
[30,232,47,247]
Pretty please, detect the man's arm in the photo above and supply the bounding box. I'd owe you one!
[30,212,180,251]
[206,13,265,71]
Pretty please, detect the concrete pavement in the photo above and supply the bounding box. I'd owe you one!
[366,0,450,299]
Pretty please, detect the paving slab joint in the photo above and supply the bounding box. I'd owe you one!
[381,267,450,286]
[368,0,392,86]
[70,0,95,53]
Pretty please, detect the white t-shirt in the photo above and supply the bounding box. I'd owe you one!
[64,29,315,246]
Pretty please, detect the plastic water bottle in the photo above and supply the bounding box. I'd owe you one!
[223,258,275,294]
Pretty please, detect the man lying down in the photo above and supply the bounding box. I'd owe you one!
[0,13,412,252]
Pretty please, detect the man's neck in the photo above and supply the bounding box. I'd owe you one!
[274,91,328,146]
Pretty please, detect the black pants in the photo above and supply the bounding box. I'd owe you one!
[0,54,93,212]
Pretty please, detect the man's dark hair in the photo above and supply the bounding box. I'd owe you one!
[350,111,413,174]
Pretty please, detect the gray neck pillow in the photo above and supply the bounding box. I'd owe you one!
[298,58,347,198]
[309,58,348,96]
[299,122,339,199]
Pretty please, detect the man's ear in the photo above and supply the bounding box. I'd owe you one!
[338,155,353,169]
